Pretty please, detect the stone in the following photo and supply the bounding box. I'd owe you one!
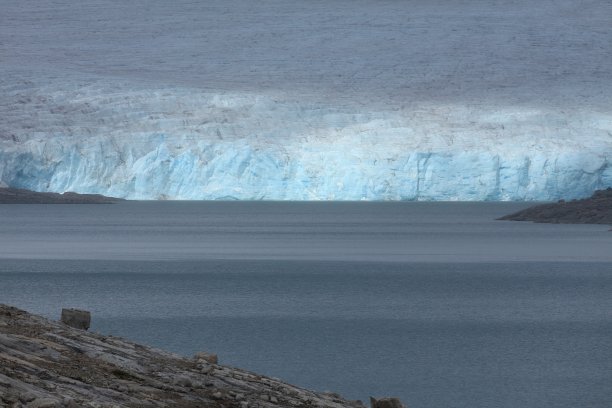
[19,392,36,403]
[60,309,91,330]
[370,397,406,408]
[201,366,215,375]
[63,399,80,408]
[3,392,19,404]
[173,375,193,388]
[27,398,61,408]
[194,351,218,364]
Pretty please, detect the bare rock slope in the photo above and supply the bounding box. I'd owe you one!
[499,188,612,225]
[0,188,122,204]
[0,305,365,408]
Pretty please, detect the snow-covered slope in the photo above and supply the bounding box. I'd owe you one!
[1,0,611,200]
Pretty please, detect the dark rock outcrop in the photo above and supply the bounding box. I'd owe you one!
[0,188,122,204]
[0,304,367,408]
[370,397,406,408]
[498,188,612,225]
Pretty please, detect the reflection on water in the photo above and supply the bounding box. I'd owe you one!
[0,202,611,408]
[0,201,610,262]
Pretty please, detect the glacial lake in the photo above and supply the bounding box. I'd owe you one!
[1,201,611,408]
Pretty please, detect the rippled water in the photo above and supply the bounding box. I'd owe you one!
[1,202,611,408]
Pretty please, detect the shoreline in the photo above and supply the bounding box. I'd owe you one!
[0,188,123,204]
[0,304,373,408]
[499,188,612,225]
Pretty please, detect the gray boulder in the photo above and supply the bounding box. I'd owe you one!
[194,351,218,364]
[60,308,91,330]
[370,397,406,408]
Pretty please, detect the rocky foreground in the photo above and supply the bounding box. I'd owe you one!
[0,188,122,204]
[0,305,387,408]
[499,188,612,225]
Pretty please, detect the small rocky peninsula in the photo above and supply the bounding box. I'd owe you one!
[499,188,612,225]
[0,188,122,204]
[0,305,404,408]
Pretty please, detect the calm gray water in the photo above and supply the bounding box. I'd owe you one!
[1,202,611,408]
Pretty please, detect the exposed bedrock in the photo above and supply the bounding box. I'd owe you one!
[0,304,376,408]
[499,188,612,224]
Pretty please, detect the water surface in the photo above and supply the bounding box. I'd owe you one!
[0,202,610,408]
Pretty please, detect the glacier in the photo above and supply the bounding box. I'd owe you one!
[1,0,611,200]
[0,78,610,201]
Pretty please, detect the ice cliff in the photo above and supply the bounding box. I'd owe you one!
[0,79,610,201]
[1,0,611,200]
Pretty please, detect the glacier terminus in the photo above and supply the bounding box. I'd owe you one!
[1,0,610,201]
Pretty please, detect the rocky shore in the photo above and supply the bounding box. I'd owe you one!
[499,188,612,225]
[0,305,397,408]
[0,188,122,204]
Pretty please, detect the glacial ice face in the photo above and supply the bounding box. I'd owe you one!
[0,79,610,201]
[1,0,611,200]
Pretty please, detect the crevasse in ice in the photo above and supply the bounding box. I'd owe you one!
[0,80,610,201]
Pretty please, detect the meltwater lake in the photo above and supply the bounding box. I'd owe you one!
[1,201,611,408]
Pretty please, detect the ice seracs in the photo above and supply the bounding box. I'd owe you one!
[1,0,611,200]
[0,79,610,201]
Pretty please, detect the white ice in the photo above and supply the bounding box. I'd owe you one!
[0,0,610,200]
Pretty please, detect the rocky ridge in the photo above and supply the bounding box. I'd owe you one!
[0,305,369,408]
[0,188,122,204]
[498,188,612,225]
